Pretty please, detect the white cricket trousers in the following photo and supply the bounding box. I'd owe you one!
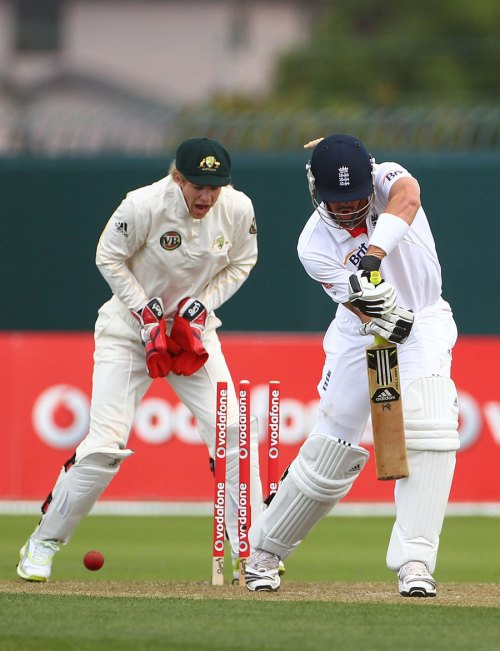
[75,305,263,556]
[312,300,458,442]
[310,299,459,573]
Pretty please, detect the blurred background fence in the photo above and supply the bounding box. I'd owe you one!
[1,104,500,155]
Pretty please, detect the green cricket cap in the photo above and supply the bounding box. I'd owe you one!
[175,137,231,186]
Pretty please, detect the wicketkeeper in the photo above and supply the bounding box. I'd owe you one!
[245,134,459,597]
[17,137,263,582]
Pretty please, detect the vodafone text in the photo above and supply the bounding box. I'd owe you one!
[238,483,249,553]
[213,482,226,553]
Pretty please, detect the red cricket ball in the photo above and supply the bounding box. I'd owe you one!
[83,550,105,571]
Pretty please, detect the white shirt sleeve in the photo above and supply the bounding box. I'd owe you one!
[95,196,151,311]
[300,247,352,304]
[373,162,415,203]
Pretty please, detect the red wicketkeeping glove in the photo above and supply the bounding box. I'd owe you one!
[168,298,209,375]
[166,335,208,376]
[145,343,173,378]
[131,297,171,377]
[131,297,168,351]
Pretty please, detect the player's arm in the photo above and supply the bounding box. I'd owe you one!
[349,175,420,315]
[342,301,370,323]
[197,203,257,313]
[96,197,150,310]
[365,176,421,262]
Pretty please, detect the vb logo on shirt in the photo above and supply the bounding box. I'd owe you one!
[160,231,182,250]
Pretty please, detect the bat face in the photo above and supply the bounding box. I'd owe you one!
[367,342,409,480]
[367,347,400,392]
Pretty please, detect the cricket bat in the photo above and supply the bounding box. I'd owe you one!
[366,272,409,480]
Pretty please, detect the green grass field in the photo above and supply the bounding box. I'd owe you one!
[1,514,499,651]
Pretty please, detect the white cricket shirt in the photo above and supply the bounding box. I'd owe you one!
[297,161,444,314]
[96,174,257,318]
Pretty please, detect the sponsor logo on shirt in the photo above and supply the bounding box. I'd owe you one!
[160,231,182,250]
[114,221,128,237]
[384,170,404,183]
[249,217,257,234]
[344,242,368,267]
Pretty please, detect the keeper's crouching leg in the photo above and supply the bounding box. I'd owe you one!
[387,377,460,575]
[35,448,133,543]
[249,435,369,560]
[17,447,133,581]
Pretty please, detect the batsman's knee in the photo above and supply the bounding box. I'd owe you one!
[290,434,369,502]
[403,377,459,451]
[249,435,368,559]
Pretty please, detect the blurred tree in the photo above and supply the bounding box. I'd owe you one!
[273,0,500,107]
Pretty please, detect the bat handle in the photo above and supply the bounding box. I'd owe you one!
[369,271,389,346]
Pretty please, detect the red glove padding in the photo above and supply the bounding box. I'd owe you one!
[131,297,168,353]
[168,298,209,375]
[131,298,171,377]
[145,343,173,378]
[171,298,207,356]
[167,326,209,376]
[171,350,208,376]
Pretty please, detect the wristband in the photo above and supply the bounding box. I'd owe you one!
[369,213,410,255]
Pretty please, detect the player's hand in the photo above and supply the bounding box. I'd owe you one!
[359,306,414,344]
[348,271,396,316]
[171,297,207,356]
[358,254,382,273]
[131,297,168,353]
[145,344,172,378]
[168,297,209,374]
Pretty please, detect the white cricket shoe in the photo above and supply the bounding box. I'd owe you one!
[398,561,436,597]
[233,556,286,583]
[17,537,60,582]
[245,549,281,592]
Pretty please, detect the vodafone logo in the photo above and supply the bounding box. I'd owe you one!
[31,384,496,452]
[32,385,90,449]
[134,400,201,445]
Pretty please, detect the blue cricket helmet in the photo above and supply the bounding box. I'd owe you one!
[310,134,373,203]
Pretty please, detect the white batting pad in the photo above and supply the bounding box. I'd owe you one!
[404,377,459,451]
[36,451,132,543]
[249,435,368,559]
[386,448,456,574]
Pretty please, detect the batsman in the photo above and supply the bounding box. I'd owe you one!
[246,134,459,597]
[17,137,263,582]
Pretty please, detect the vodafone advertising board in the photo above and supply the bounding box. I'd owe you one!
[1,333,499,504]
